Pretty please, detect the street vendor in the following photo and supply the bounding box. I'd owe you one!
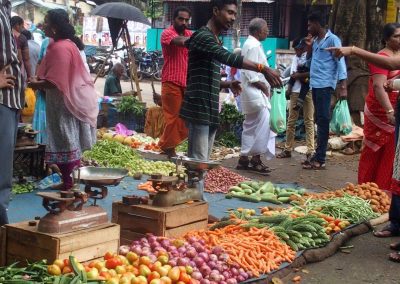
[0,0,24,226]
[103,63,135,97]
[180,0,282,161]
[158,7,193,158]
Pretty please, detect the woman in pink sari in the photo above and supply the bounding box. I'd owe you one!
[28,9,98,190]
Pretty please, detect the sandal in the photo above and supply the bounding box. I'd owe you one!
[374,225,400,238]
[301,154,313,165]
[302,160,326,170]
[248,161,271,176]
[390,241,400,251]
[236,157,250,170]
[389,251,400,262]
[276,150,292,159]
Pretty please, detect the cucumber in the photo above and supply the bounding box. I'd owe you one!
[277,192,295,198]
[257,215,288,224]
[240,184,253,191]
[286,239,299,251]
[239,181,253,186]
[250,181,260,190]
[277,197,290,203]
[260,196,282,204]
[276,232,290,241]
[229,186,244,192]
[225,194,233,199]
[242,188,253,195]
[231,192,261,203]
[292,224,317,232]
[259,182,275,193]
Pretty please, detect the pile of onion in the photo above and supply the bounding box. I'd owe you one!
[120,235,251,283]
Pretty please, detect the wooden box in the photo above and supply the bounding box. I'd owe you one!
[112,201,208,245]
[0,222,120,266]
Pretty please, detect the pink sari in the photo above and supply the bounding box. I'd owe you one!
[37,39,98,127]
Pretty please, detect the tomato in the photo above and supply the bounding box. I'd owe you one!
[178,266,186,273]
[106,258,123,269]
[185,266,193,275]
[167,267,180,282]
[139,265,151,277]
[106,277,120,284]
[63,259,70,267]
[87,268,99,280]
[84,265,91,272]
[53,259,64,270]
[139,256,152,266]
[159,276,172,284]
[116,265,127,275]
[147,271,160,282]
[324,216,334,222]
[104,252,115,260]
[126,252,139,263]
[149,279,162,284]
[47,264,62,276]
[179,272,191,284]
[100,271,111,280]
[62,266,72,274]
[157,255,168,265]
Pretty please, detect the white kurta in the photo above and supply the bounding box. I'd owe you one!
[240,35,276,158]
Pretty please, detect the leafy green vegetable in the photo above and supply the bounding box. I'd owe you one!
[219,103,244,124]
[117,96,145,116]
[216,132,240,148]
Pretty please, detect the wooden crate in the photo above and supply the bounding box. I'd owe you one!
[0,222,120,266]
[112,201,208,245]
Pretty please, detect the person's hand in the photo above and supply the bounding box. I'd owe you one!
[261,67,282,88]
[325,46,354,58]
[387,112,396,125]
[0,66,15,89]
[384,79,395,92]
[338,82,348,99]
[290,72,300,80]
[229,80,242,95]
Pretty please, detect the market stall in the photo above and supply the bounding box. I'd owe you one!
[0,140,390,283]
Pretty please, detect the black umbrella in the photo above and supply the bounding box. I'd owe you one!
[90,2,151,26]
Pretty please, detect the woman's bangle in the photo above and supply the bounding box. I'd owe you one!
[257,63,264,72]
[387,109,394,114]
[351,46,355,55]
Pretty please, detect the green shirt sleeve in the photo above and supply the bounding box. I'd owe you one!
[188,30,244,68]
[104,75,122,96]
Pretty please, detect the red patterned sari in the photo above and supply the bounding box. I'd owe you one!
[358,52,400,190]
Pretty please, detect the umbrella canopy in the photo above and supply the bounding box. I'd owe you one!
[90,2,151,26]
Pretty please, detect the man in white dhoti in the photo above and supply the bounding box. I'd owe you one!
[236,18,276,175]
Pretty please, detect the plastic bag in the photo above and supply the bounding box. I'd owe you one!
[21,88,36,116]
[330,99,353,135]
[37,173,62,190]
[270,87,287,134]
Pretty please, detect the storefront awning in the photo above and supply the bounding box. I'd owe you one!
[11,0,67,10]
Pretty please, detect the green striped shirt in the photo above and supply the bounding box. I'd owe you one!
[180,27,243,126]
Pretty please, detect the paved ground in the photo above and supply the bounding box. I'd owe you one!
[89,77,400,283]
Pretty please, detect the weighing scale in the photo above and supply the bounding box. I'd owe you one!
[36,166,128,234]
[149,156,220,207]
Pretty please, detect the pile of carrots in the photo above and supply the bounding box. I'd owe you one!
[185,225,295,277]
[137,181,156,193]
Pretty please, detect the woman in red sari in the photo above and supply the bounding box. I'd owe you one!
[358,23,400,194]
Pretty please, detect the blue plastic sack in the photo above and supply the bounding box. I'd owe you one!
[270,87,287,134]
[330,99,352,135]
[37,173,62,190]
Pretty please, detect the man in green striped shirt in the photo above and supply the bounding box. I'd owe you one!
[180,0,282,161]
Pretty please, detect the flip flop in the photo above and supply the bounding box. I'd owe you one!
[302,160,326,170]
[374,225,400,238]
[389,251,400,263]
[390,242,400,251]
[276,150,292,159]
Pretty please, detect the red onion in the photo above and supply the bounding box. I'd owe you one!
[208,261,216,269]
[209,271,220,282]
[200,265,211,275]
[194,256,205,267]
[149,255,157,262]
[168,259,177,267]
[199,239,206,246]
[231,268,238,276]
[118,245,130,256]
[147,235,157,243]
[200,279,210,284]
[191,271,203,280]
[209,254,218,262]
[237,276,245,282]
[240,272,248,279]
[226,279,238,284]
[222,271,230,279]
[160,239,171,248]
[177,257,189,266]
[192,242,205,253]
[187,236,198,244]
[198,252,209,262]
[131,245,142,255]
[178,246,187,254]
[220,281,227,284]
[211,246,223,255]
[186,247,197,258]
[219,253,229,262]
[215,263,223,272]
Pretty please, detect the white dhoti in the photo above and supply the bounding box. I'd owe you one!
[240,107,276,159]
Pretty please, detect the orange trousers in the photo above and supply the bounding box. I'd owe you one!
[158,82,188,150]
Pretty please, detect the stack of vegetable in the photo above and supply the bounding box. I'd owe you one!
[82,140,176,176]
[12,181,35,194]
[304,182,390,214]
[226,181,306,204]
[299,194,379,224]
[125,234,251,283]
[98,130,162,152]
[204,167,249,193]
[185,225,296,277]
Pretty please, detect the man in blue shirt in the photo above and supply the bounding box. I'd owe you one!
[303,12,347,170]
